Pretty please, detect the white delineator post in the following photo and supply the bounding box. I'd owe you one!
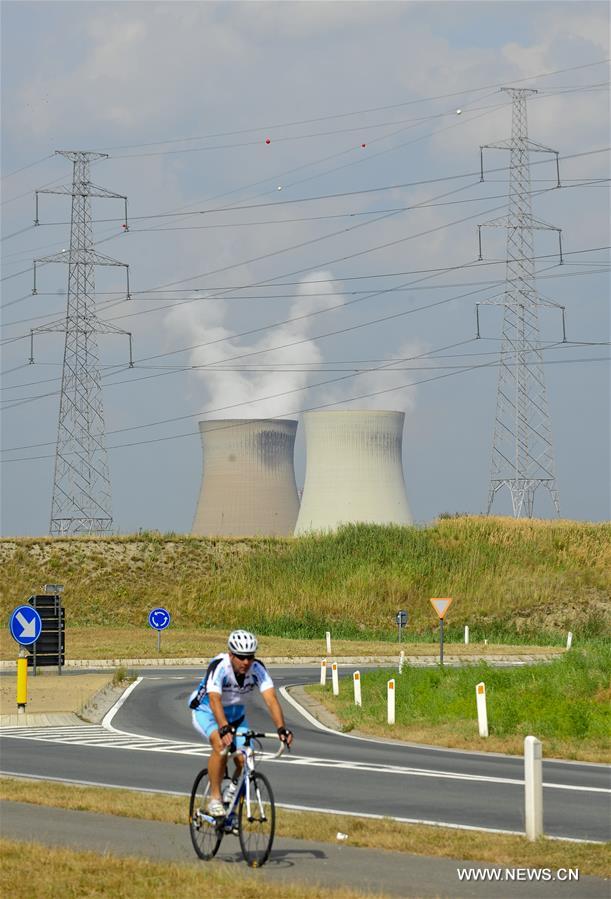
[325,631,332,655]
[387,678,395,725]
[320,659,327,686]
[566,631,573,650]
[399,650,405,674]
[464,625,469,645]
[524,735,543,840]
[476,682,488,737]
[353,671,362,706]
[331,662,339,696]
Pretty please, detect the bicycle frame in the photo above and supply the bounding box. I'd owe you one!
[222,730,285,823]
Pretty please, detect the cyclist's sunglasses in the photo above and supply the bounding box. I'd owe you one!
[232,652,255,661]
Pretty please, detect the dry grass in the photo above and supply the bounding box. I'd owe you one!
[0,626,563,662]
[0,838,386,899]
[1,778,609,877]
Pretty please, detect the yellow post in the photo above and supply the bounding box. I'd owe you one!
[17,650,28,714]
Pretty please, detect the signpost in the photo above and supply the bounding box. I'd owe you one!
[395,609,408,642]
[9,605,42,714]
[148,607,171,654]
[429,597,453,665]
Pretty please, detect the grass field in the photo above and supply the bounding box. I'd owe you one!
[0,625,564,662]
[308,644,611,762]
[1,518,609,646]
[2,778,609,877]
[0,838,383,899]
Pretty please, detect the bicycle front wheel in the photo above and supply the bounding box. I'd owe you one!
[189,768,223,860]
[238,771,275,867]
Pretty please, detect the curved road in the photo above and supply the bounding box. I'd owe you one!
[1,666,609,842]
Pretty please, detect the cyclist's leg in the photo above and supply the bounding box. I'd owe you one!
[231,708,249,781]
[192,705,225,801]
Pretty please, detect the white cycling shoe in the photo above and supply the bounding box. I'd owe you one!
[207,798,225,817]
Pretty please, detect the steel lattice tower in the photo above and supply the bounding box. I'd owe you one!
[31,151,132,535]
[478,89,562,518]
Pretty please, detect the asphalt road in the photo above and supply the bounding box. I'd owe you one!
[1,666,609,843]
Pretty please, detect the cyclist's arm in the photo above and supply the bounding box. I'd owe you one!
[208,693,233,747]
[261,687,293,745]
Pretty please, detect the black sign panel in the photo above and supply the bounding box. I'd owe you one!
[27,594,65,670]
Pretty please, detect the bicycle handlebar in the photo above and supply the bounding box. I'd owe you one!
[220,730,288,760]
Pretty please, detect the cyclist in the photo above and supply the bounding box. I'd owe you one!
[189,629,293,816]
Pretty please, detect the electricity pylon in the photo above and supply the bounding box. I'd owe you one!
[31,150,132,535]
[477,88,563,518]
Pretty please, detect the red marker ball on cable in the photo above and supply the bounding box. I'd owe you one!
[265,138,271,144]
[361,143,366,148]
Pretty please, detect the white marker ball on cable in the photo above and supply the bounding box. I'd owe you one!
[456,109,462,115]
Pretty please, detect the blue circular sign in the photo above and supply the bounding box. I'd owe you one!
[9,605,43,646]
[148,607,171,631]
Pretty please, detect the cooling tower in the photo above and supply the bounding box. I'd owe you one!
[192,419,299,537]
[294,410,412,534]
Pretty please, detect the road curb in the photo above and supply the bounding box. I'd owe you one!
[0,652,561,671]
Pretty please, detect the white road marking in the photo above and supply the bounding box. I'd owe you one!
[1,725,608,794]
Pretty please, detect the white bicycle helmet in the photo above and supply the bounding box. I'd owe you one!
[227,629,258,654]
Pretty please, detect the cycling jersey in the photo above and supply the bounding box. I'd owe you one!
[188,653,274,710]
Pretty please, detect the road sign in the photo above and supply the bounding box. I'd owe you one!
[430,597,453,619]
[9,605,42,646]
[148,608,171,630]
[396,610,408,626]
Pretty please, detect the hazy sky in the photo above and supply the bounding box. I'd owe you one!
[1,1,609,535]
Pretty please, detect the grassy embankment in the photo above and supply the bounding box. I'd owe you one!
[1,518,609,659]
[1,778,609,878]
[307,643,611,762]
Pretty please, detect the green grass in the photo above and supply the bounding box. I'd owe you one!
[1,518,609,644]
[309,644,611,760]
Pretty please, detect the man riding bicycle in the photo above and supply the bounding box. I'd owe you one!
[189,629,293,816]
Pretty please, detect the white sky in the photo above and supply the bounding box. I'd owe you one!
[1,1,609,535]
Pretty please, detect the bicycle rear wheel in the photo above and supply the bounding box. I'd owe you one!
[238,771,275,867]
[189,768,223,860]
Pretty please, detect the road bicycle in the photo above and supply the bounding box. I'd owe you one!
[189,729,286,867]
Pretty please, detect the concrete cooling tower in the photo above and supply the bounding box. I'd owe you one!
[294,410,412,534]
[192,419,299,537]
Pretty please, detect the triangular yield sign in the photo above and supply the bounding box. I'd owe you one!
[430,597,453,619]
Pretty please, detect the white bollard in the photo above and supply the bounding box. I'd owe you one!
[353,671,362,706]
[387,678,395,725]
[325,631,332,655]
[464,625,469,645]
[320,659,327,686]
[566,631,573,650]
[331,662,339,696]
[476,682,488,737]
[524,735,543,840]
[399,650,405,674]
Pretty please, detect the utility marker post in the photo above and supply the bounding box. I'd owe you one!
[387,679,395,725]
[566,631,573,650]
[325,631,332,655]
[429,598,453,665]
[17,648,28,714]
[464,625,469,645]
[476,682,488,737]
[524,736,543,840]
[399,650,405,674]
[353,671,362,707]
[331,662,339,696]
[320,659,327,686]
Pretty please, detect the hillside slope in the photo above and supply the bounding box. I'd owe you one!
[1,518,609,642]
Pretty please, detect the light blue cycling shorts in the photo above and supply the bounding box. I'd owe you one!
[192,703,250,747]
